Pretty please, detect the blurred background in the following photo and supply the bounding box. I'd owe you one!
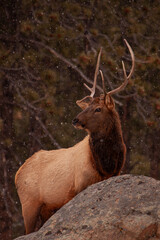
[0,0,160,239]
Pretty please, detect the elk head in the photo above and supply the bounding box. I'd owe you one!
[72,39,135,136]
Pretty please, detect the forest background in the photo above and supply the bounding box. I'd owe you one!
[0,0,160,239]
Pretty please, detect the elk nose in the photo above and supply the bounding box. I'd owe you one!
[72,118,79,125]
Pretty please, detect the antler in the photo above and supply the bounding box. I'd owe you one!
[99,70,106,97]
[102,39,135,96]
[84,47,102,97]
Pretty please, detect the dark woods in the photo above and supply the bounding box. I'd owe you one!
[0,0,160,239]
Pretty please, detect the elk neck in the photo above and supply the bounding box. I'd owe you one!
[89,114,125,178]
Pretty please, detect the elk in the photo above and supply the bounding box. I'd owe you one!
[15,39,135,234]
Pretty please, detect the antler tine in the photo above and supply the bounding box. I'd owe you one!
[107,39,135,96]
[84,47,102,97]
[99,70,106,97]
[124,39,135,79]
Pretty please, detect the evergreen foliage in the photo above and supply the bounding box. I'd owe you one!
[0,0,160,238]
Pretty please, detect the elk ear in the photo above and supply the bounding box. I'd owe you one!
[76,96,93,110]
[105,95,115,110]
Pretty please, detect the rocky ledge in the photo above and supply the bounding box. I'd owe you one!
[15,174,160,240]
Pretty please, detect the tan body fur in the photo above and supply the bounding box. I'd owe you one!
[15,136,103,233]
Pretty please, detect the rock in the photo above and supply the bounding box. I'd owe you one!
[14,175,160,240]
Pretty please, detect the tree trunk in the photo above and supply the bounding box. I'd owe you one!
[121,99,131,173]
[149,130,160,179]
[0,78,14,240]
[29,113,42,156]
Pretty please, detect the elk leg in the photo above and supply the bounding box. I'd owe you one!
[22,201,41,234]
[40,205,55,225]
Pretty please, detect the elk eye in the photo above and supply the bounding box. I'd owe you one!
[95,108,101,112]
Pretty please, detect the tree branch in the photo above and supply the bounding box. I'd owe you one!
[15,87,61,149]
[30,39,103,92]
[35,116,61,149]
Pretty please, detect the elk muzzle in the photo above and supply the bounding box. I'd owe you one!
[72,118,79,125]
[72,118,85,129]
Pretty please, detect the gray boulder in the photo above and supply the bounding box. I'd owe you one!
[15,175,160,240]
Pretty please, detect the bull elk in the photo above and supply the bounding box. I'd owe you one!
[15,39,135,234]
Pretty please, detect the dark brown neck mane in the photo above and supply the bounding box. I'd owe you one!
[89,116,126,178]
